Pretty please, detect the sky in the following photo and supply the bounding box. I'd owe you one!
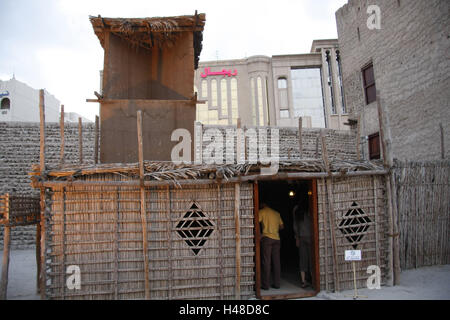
[0,0,348,121]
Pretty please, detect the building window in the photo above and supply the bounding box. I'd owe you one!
[211,79,218,107]
[230,78,238,124]
[368,132,380,160]
[290,68,326,128]
[250,78,257,125]
[325,50,336,115]
[362,63,376,104]
[1,98,10,110]
[277,77,289,118]
[257,77,264,126]
[336,50,347,114]
[201,80,208,99]
[220,79,228,118]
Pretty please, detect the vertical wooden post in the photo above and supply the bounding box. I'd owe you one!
[78,117,83,164]
[0,226,11,300]
[439,123,445,159]
[234,183,241,300]
[94,115,99,164]
[137,110,150,299]
[35,220,41,294]
[59,105,65,166]
[0,194,10,300]
[236,118,244,164]
[194,121,203,164]
[298,117,303,158]
[114,188,119,299]
[356,114,361,160]
[376,91,398,285]
[253,181,261,299]
[321,131,340,292]
[217,184,224,299]
[39,89,46,299]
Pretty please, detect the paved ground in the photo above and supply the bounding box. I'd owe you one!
[1,249,449,300]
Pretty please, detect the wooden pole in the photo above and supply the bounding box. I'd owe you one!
[356,114,361,160]
[0,194,10,300]
[234,183,241,300]
[59,105,64,166]
[376,90,396,286]
[439,123,445,159]
[137,110,150,299]
[298,117,303,158]
[78,117,83,164]
[36,169,389,189]
[39,90,46,172]
[321,131,340,292]
[94,115,99,164]
[236,118,243,164]
[0,225,11,300]
[253,181,261,299]
[39,89,46,299]
[35,221,41,294]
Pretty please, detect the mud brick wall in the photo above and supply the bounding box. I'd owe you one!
[335,0,450,161]
[0,121,96,249]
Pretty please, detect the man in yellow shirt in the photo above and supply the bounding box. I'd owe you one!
[259,202,284,290]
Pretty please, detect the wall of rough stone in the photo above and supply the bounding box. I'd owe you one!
[335,0,450,161]
[1,121,357,249]
[199,125,358,162]
[0,121,96,249]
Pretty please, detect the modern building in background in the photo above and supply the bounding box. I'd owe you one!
[0,77,60,122]
[194,39,349,130]
[336,0,449,160]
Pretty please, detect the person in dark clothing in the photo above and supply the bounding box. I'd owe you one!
[293,197,312,288]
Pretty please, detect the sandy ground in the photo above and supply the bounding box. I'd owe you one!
[1,249,449,300]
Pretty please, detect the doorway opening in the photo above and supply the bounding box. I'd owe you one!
[255,179,319,299]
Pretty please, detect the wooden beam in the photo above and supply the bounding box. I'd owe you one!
[356,114,361,160]
[39,89,46,299]
[78,117,83,164]
[0,194,10,300]
[253,181,261,299]
[39,90,45,173]
[0,225,11,300]
[440,122,445,159]
[298,117,303,158]
[60,105,65,166]
[234,183,241,300]
[137,110,150,299]
[35,169,389,189]
[94,115,99,164]
[321,132,340,292]
[35,222,41,294]
[376,91,397,286]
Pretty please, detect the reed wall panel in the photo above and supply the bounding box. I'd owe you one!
[394,160,450,269]
[45,174,255,300]
[317,175,388,291]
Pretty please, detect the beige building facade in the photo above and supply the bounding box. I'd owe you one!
[194,39,349,130]
[335,0,449,161]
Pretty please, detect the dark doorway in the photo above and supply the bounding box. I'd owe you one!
[256,179,319,299]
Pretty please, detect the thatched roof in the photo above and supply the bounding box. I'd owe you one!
[89,13,206,68]
[31,159,386,187]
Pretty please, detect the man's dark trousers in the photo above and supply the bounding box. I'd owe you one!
[261,236,281,289]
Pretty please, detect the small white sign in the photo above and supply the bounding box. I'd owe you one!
[345,250,362,261]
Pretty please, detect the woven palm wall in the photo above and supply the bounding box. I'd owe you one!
[317,175,389,291]
[44,174,255,300]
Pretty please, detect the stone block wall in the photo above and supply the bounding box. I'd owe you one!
[336,0,450,161]
[199,125,358,162]
[1,121,357,249]
[0,121,96,249]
